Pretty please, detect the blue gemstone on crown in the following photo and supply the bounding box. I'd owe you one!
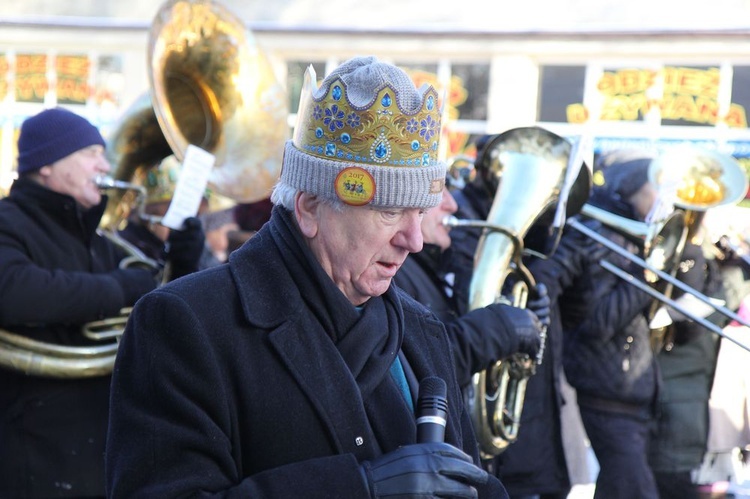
[332,85,342,100]
[381,93,392,107]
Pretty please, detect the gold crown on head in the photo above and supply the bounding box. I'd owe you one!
[292,66,443,167]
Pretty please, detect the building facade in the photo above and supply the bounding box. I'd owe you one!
[1,6,749,208]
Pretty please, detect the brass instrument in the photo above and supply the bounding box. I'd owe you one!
[445,127,591,457]
[650,146,749,243]
[0,0,288,378]
[567,217,750,352]
[579,204,687,285]
[567,145,750,352]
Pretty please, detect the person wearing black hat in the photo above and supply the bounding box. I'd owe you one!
[528,148,663,499]
[0,107,158,498]
[447,132,574,499]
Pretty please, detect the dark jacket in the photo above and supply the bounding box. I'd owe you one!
[394,244,530,387]
[531,213,657,409]
[105,207,507,498]
[0,177,156,497]
[649,241,725,474]
[449,185,571,496]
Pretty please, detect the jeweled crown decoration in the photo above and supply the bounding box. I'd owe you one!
[293,67,443,167]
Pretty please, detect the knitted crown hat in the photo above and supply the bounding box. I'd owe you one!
[282,56,447,209]
[16,107,106,174]
[134,155,181,205]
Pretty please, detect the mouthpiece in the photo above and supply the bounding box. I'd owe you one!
[94,175,145,195]
[94,175,116,189]
[442,215,460,227]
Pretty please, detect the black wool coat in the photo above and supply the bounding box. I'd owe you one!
[105,213,508,498]
[0,178,141,498]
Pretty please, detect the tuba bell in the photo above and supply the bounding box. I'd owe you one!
[0,0,289,379]
[446,126,591,457]
[647,146,748,350]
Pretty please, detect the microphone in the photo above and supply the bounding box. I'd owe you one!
[416,376,448,443]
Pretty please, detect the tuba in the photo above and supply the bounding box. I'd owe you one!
[0,0,288,379]
[446,127,591,457]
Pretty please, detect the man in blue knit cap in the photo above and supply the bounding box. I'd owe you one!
[0,107,158,498]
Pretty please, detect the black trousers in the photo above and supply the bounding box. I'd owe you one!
[580,405,659,499]
[655,471,699,499]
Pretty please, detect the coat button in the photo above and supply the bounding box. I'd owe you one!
[355,436,364,446]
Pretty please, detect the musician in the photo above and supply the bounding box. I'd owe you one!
[105,56,508,498]
[393,184,546,388]
[648,230,727,499]
[117,154,220,280]
[530,149,662,499]
[0,108,158,498]
[449,133,572,499]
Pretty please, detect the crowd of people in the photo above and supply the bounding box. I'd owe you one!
[0,54,748,499]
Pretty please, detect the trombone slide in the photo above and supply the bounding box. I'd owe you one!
[567,218,750,353]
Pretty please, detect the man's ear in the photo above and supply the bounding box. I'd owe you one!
[295,192,320,238]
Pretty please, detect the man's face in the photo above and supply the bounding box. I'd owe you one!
[421,187,458,251]
[297,193,425,305]
[39,145,111,209]
[628,182,659,221]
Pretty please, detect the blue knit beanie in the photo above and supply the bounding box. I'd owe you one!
[16,108,106,174]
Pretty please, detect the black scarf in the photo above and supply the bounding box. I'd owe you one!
[267,206,416,452]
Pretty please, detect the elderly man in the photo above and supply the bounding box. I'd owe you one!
[105,56,508,498]
[0,108,157,498]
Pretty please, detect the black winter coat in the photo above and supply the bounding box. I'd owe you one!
[105,208,508,498]
[0,177,156,497]
[530,216,658,408]
[449,186,571,496]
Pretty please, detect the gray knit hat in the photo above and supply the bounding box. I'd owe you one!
[283,56,446,209]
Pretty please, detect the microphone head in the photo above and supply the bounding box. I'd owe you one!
[417,376,448,412]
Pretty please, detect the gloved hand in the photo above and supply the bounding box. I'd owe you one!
[491,304,542,359]
[360,442,488,499]
[166,216,206,279]
[527,283,551,329]
[110,268,158,306]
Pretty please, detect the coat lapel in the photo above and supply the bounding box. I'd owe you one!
[268,318,380,461]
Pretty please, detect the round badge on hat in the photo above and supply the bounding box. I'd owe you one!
[334,167,376,206]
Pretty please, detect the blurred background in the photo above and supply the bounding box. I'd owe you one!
[1,0,750,200]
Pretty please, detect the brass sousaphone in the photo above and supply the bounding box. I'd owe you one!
[446,127,592,457]
[0,0,288,378]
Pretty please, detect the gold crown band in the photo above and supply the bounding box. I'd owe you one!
[293,73,443,168]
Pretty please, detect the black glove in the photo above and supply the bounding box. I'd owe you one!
[360,442,488,499]
[527,283,551,329]
[167,217,206,279]
[491,303,542,359]
[110,268,158,306]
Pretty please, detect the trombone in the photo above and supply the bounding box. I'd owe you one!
[567,215,750,353]
[570,145,750,352]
